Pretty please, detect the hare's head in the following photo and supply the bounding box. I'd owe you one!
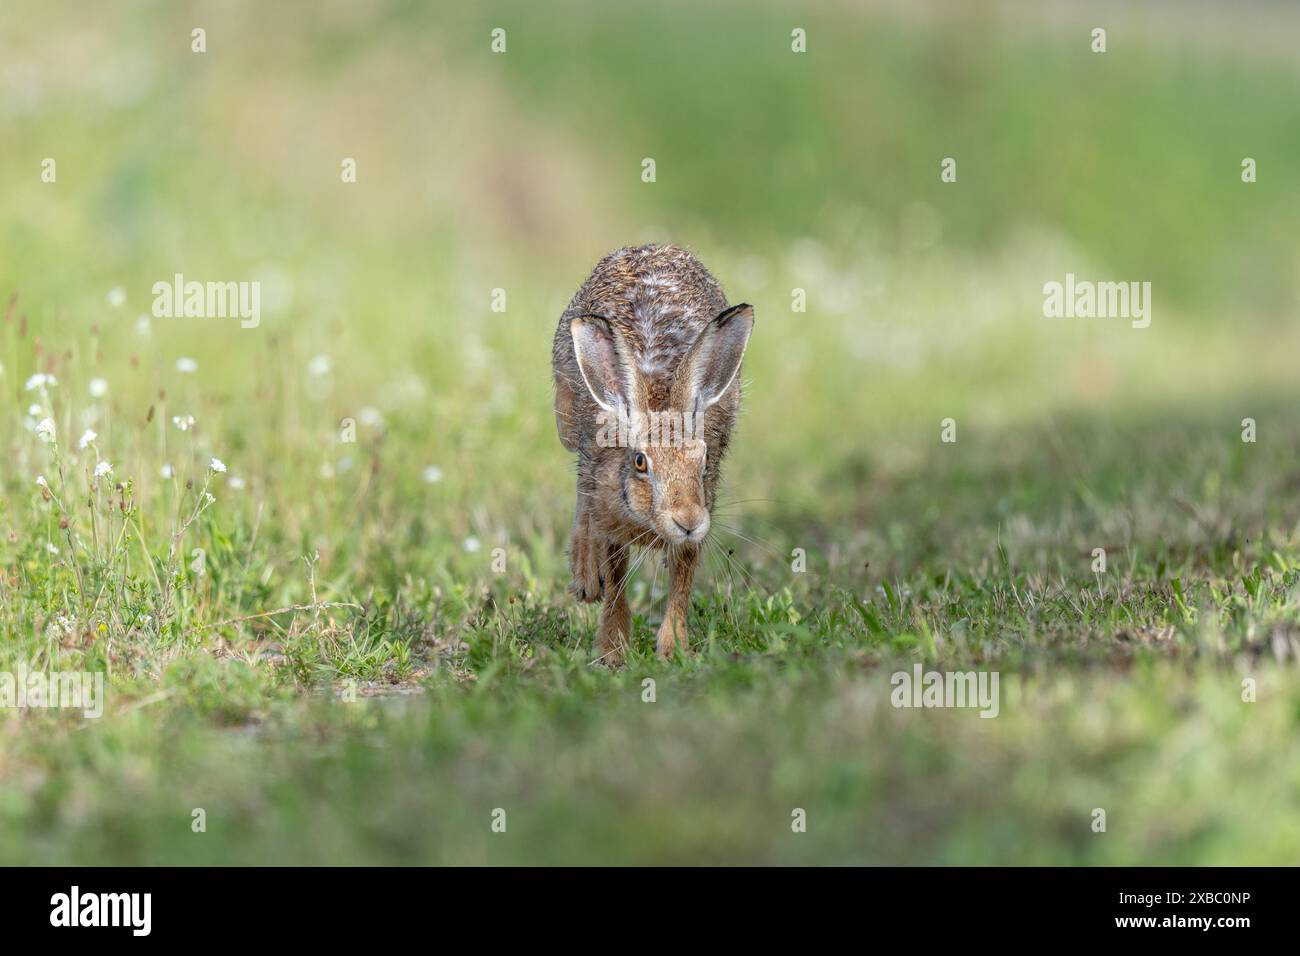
[571,304,754,546]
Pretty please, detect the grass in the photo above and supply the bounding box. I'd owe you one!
[1,0,1298,865]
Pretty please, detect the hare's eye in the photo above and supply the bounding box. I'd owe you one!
[633,452,649,473]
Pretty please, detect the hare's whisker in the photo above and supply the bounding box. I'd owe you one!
[711,521,783,561]
[709,536,764,593]
[605,528,657,607]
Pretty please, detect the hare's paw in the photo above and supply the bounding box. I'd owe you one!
[594,619,629,668]
[655,617,691,660]
[593,637,627,668]
[568,524,603,603]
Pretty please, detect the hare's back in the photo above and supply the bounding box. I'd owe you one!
[566,244,730,378]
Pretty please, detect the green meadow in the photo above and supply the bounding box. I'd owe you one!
[1,1,1297,864]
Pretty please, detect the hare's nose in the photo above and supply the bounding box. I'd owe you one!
[672,508,709,539]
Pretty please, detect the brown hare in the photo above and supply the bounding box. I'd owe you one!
[552,244,754,665]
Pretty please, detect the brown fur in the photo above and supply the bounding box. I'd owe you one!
[552,244,754,665]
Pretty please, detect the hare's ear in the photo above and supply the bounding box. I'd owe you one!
[570,315,643,413]
[672,304,754,414]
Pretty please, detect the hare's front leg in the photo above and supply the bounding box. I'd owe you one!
[567,500,602,603]
[594,542,631,666]
[656,547,698,659]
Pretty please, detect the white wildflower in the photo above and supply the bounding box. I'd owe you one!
[89,378,109,398]
[25,372,57,391]
[176,357,198,373]
[358,406,384,427]
[307,355,332,377]
[422,465,443,484]
[78,429,97,449]
[209,457,227,474]
[172,415,195,432]
[36,475,48,487]
[36,417,56,443]
[160,463,174,479]
[94,461,113,479]
[462,536,481,553]
[106,287,126,308]
[228,475,246,490]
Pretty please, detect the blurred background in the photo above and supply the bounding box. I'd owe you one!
[4,0,1298,538]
